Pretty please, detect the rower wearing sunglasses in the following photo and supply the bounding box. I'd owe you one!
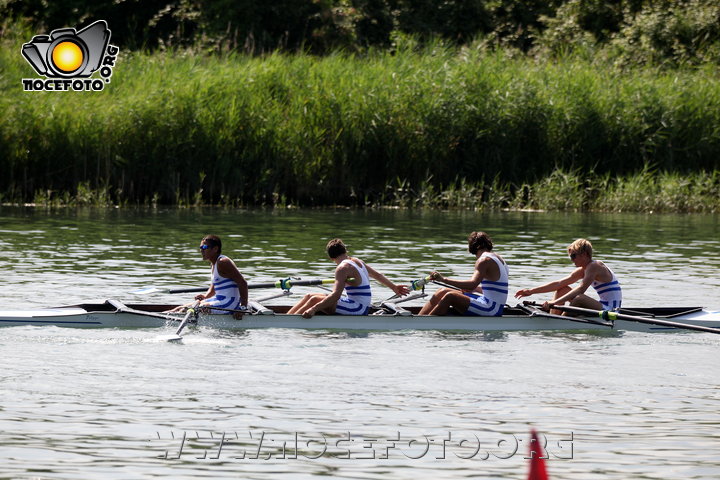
[514,238,622,314]
[167,235,248,316]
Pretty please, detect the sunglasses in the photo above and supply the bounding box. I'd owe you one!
[569,252,577,259]
[199,244,211,250]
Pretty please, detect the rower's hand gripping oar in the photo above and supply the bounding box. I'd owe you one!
[418,273,462,292]
[166,300,200,343]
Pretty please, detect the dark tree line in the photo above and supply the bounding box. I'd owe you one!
[3,0,720,65]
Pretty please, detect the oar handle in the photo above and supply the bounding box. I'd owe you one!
[410,276,433,291]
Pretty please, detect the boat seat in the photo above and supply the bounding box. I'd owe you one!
[380,302,412,316]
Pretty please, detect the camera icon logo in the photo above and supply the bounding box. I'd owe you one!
[22,20,111,77]
[21,20,119,91]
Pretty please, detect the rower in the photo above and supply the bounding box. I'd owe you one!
[418,231,510,316]
[514,238,622,315]
[287,238,410,318]
[166,235,249,317]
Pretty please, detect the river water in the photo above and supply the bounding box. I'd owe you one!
[0,207,718,479]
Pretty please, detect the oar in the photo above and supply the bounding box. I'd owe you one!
[166,300,200,343]
[541,303,720,335]
[135,278,342,295]
[521,302,613,328]
[414,273,463,291]
[375,275,432,307]
[410,275,433,291]
[242,278,344,290]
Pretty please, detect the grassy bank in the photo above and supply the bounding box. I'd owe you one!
[2,34,720,209]
[8,167,720,214]
[371,167,720,213]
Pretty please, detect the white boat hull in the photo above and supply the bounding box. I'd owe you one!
[0,302,719,333]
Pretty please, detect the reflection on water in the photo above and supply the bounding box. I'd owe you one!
[0,207,719,480]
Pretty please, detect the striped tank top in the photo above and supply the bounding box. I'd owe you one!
[479,252,510,305]
[207,255,242,310]
[339,258,372,308]
[591,262,622,310]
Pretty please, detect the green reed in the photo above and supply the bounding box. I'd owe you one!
[374,167,720,213]
[1,35,719,210]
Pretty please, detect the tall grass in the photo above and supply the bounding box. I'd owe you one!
[374,166,720,213]
[1,32,719,209]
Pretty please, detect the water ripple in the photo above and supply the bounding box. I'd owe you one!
[0,208,719,478]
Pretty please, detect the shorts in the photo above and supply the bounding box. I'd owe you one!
[463,292,504,317]
[335,295,370,315]
[203,294,241,315]
[600,299,622,310]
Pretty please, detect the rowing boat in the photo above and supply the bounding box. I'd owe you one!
[1,300,718,333]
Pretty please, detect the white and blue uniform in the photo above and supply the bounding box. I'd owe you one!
[464,252,509,317]
[335,259,372,315]
[204,255,242,314]
[592,263,622,310]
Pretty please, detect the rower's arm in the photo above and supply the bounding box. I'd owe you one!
[551,266,597,305]
[431,265,483,292]
[306,267,347,315]
[217,258,249,307]
[515,269,583,298]
[197,285,214,301]
[365,263,410,296]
